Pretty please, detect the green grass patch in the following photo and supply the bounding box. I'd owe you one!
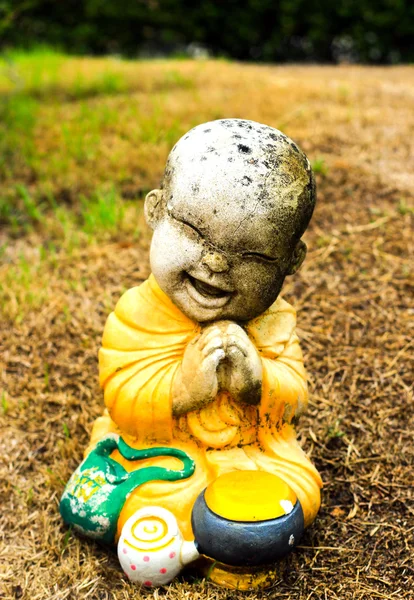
[0,47,128,99]
[0,48,195,100]
[0,184,142,320]
[0,46,65,93]
[311,157,328,176]
[1,184,141,241]
[397,198,414,216]
[0,252,48,321]
[0,94,38,176]
[1,390,8,415]
[80,188,126,236]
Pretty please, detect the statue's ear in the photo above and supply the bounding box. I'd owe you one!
[287,240,307,275]
[144,189,164,229]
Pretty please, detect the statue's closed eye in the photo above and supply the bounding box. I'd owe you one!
[241,251,278,263]
[181,220,204,237]
[170,211,204,238]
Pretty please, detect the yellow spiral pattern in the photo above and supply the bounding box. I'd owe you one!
[125,514,175,552]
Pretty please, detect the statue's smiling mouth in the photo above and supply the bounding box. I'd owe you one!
[188,274,228,297]
[185,273,233,308]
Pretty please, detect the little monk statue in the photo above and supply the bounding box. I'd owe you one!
[61,119,322,589]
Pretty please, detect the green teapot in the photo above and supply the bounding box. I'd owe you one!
[60,434,195,544]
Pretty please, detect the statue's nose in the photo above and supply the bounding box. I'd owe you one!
[202,251,229,273]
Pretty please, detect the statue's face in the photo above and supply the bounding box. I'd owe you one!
[146,119,314,323]
[149,189,297,323]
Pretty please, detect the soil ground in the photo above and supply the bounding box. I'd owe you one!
[0,55,413,599]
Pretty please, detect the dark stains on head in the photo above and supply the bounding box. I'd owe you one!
[237,121,253,130]
[262,148,282,171]
[246,140,315,246]
[268,133,280,142]
[168,120,316,254]
[288,175,316,242]
[277,173,294,187]
[268,131,289,144]
[238,144,252,154]
[161,161,174,189]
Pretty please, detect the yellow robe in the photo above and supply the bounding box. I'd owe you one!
[90,275,322,540]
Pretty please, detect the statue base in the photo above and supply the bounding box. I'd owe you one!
[197,557,283,590]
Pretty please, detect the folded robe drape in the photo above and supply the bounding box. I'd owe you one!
[91,275,322,539]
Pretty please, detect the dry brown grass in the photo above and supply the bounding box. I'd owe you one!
[1,58,413,599]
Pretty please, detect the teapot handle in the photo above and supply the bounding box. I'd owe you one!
[117,437,195,479]
[92,434,195,481]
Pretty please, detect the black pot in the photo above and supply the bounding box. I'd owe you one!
[191,490,304,567]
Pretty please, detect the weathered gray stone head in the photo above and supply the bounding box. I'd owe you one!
[145,119,316,323]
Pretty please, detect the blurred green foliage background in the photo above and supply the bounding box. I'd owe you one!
[1,0,413,63]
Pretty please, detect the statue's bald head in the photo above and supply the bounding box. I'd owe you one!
[145,119,316,322]
[159,119,316,249]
